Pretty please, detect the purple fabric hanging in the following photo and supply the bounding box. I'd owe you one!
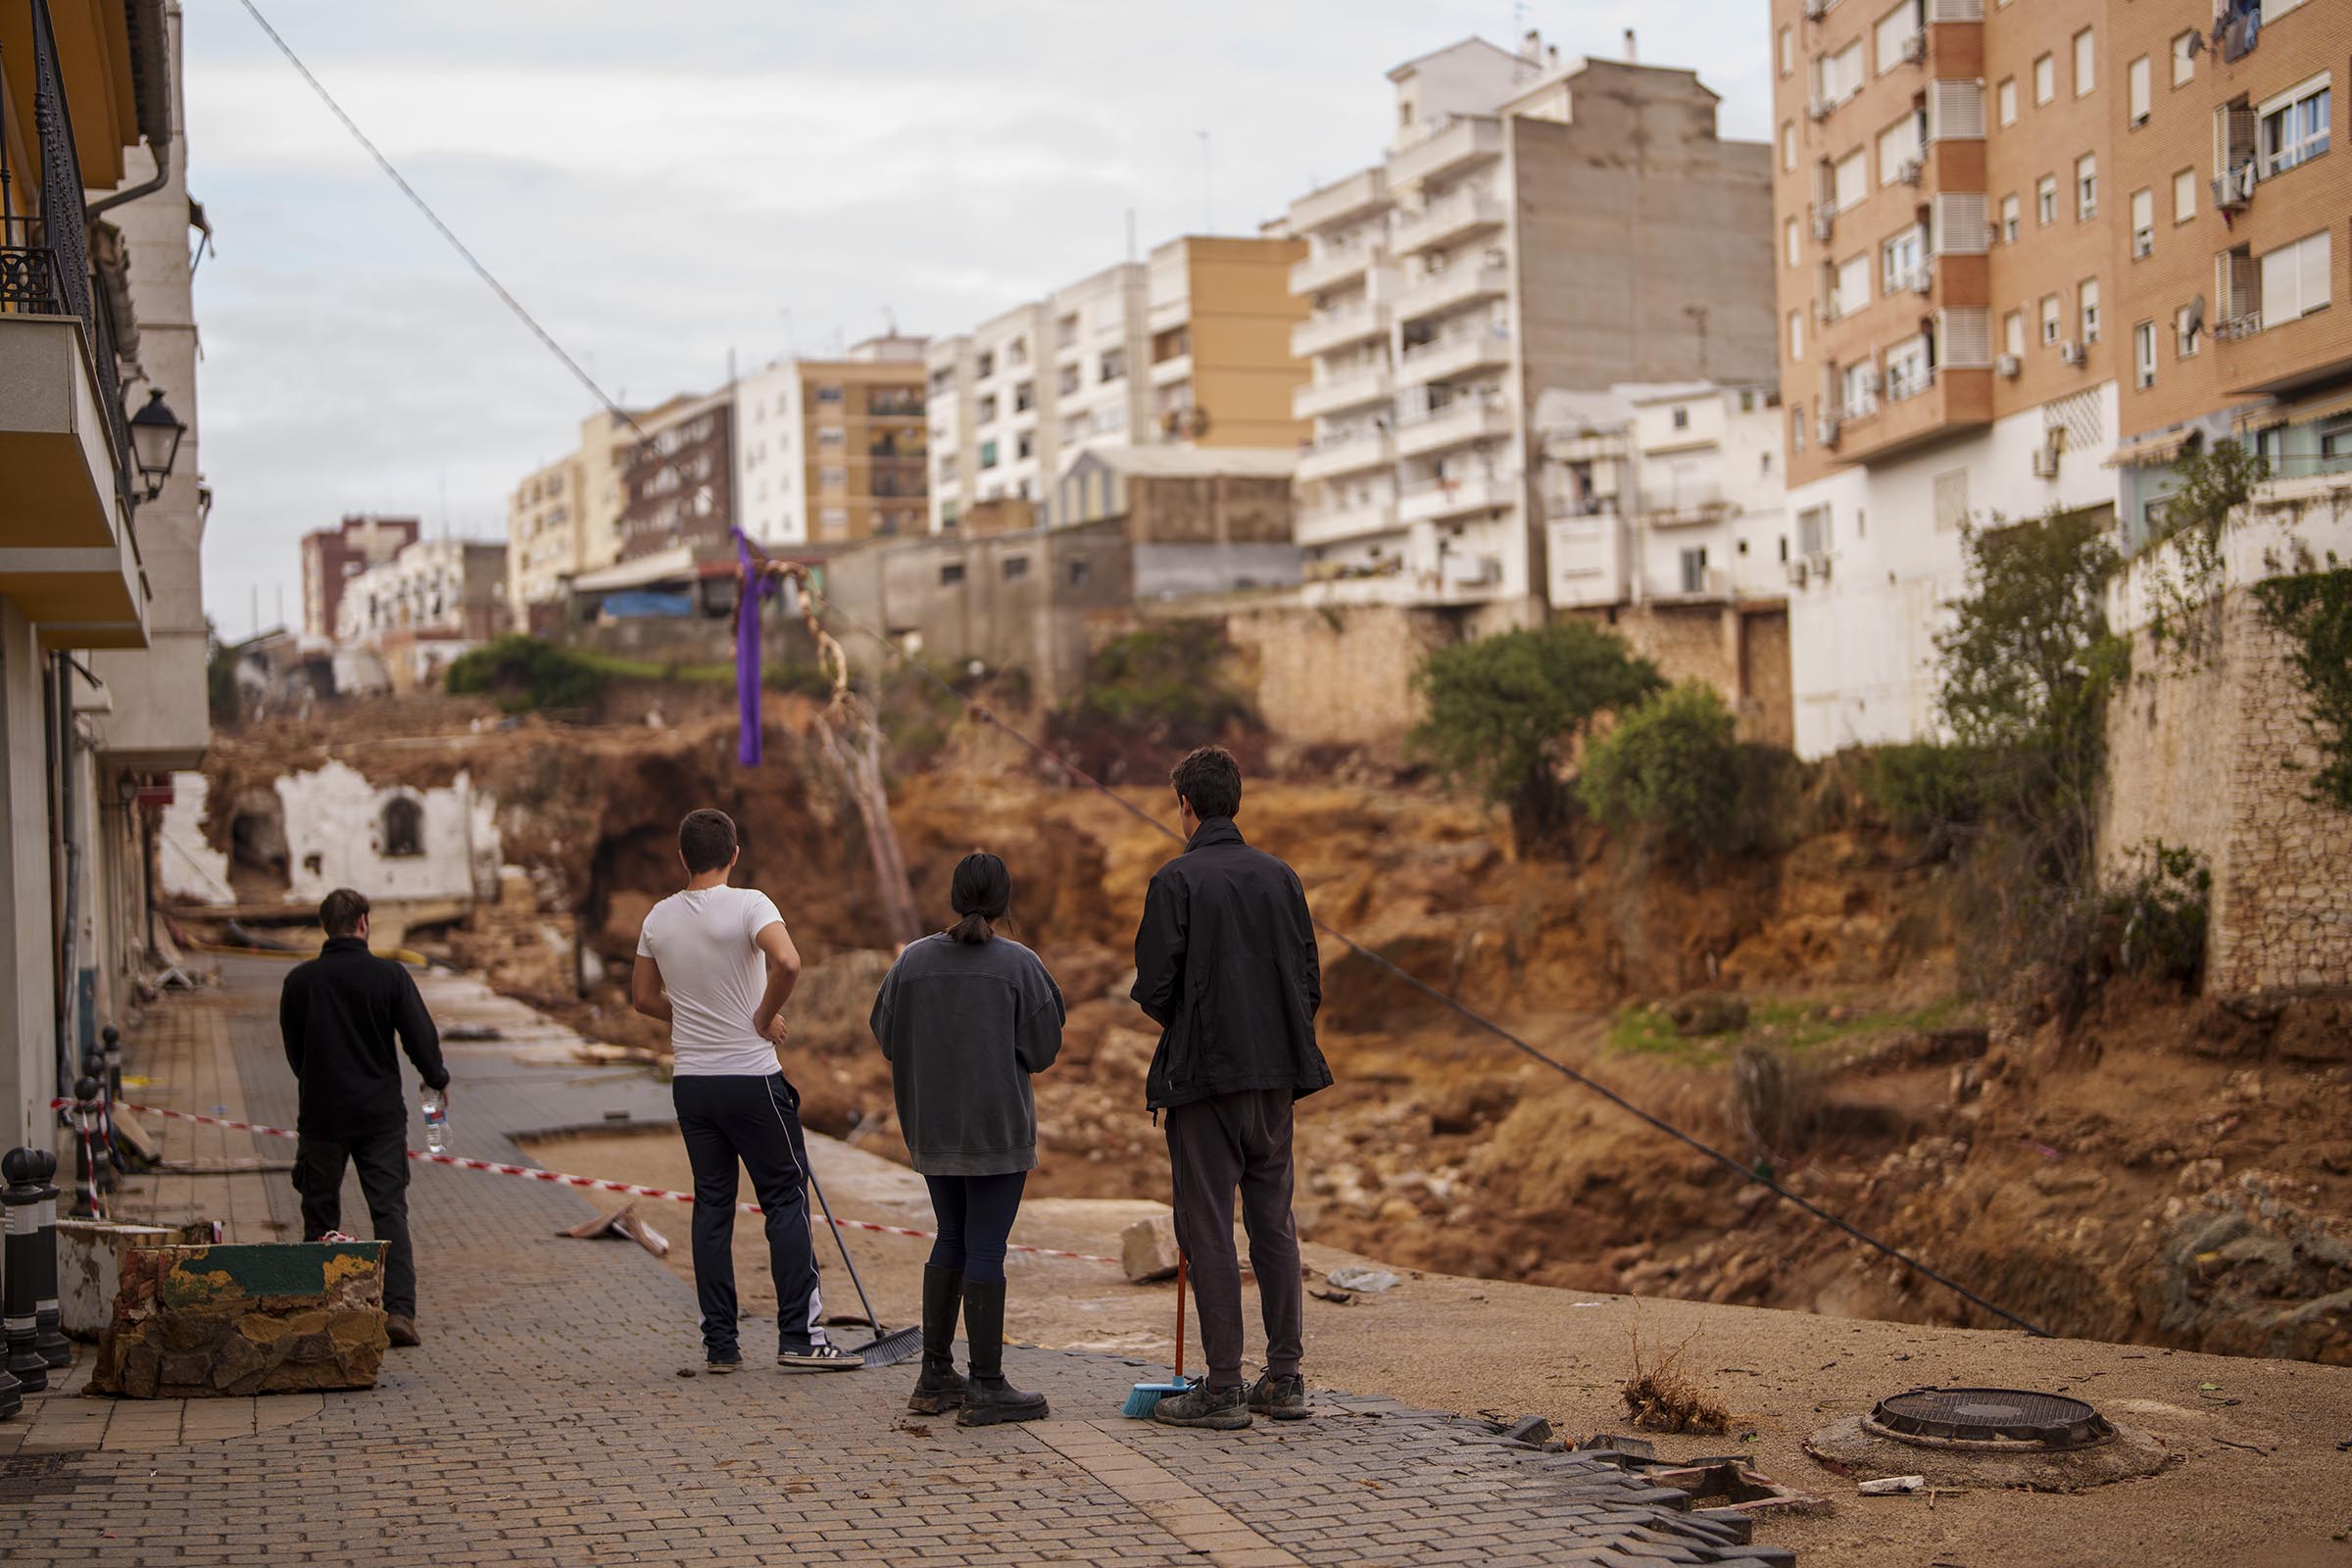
[736,533,765,766]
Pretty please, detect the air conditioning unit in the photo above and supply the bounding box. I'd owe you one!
[1812,208,1835,242]
[1808,93,1836,122]
[1804,550,1834,582]
[1901,30,1928,63]
[1803,0,1831,18]
[1908,262,1934,295]
[1816,414,1842,448]
[2132,230,2154,259]
[1786,559,1809,588]
[2032,442,2061,478]
[1897,157,1925,186]
[2058,339,2085,367]
[1995,352,2022,378]
[2211,163,2258,211]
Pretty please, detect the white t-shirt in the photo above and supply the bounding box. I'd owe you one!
[635,886,788,1077]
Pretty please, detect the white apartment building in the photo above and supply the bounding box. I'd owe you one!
[1543,383,1791,610]
[1284,35,1777,623]
[734,335,928,548]
[338,538,510,647]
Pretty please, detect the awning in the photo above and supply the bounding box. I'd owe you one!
[2104,427,2199,468]
[2272,384,2352,426]
[571,544,698,595]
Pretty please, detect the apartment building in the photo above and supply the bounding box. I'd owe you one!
[2109,0,2352,537]
[1284,36,1776,625]
[337,538,511,690]
[616,387,733,561]
[507,453,585,616]
[926,234,1309,533]
[302,514,419,640]
[733,337,928,549]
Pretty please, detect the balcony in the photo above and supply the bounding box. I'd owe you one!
[1387,116,1504,189]
[1293,496,1400,548]
[1546,516,1629,608]
[0,2,147,650]
[1289,167,1389,234]
[1394,261,1510,326]
[1391,188,1507,259]
[1295,428,1395,484]
[1397,325,1512,385]
[1395,397,1514,459]
[1831,366,1993,464]
[1398,469,1518,523]
[1292,302,1387,359]
[1293,364,1394,420]
[1149,352,1193,387]
[1291,242,1378,296]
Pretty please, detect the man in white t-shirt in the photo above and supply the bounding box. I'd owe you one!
[632,808,859,1373]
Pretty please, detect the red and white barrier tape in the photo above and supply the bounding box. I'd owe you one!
[54,1098,1116,1265]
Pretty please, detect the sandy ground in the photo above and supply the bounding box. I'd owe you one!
[522,1118,2352,1568]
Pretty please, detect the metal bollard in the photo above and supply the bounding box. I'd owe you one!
[68,1077,103,1219]
[83,1043,118,1189]
[28,1151,69,1368]
[1,1149,49,1394]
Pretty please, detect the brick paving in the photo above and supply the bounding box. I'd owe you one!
[2,959,1794,1567]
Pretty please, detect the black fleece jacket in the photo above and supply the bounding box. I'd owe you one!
[279,937,449,1140]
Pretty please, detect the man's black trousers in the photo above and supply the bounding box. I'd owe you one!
[671,1072,827,1357]
[293,1125,416,1319]
[1165,1087,1304,1390]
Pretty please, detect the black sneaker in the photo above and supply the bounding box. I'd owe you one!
[705,1350,743,1375]
[777,1342,863,1373]
[1248,1373,1309,1421]
[1152,1381,1252,1431]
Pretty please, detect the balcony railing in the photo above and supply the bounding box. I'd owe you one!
[1,0,136,511]
[1293,363,1393,420]
[1292,302,1386,358]
[1394,261,1510,325]
[1290,242,1377,296]
[1391,188,1507,258]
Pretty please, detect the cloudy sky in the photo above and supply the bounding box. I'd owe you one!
[185,1,1774,636]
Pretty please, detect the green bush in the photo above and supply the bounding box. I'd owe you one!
[2100,841,2211,987]
[1578,684,1773,858]
[2253,567,2352,810]
[1866,741,1986,855]
[444,636,608,712]
[1407,620,1663,850]
[1059,623,1252,735]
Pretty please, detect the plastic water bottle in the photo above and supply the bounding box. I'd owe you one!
[422,1088,448,1154]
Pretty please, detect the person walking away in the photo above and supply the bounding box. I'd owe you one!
[279,887,449,1348]
[870,853,1063,1426]
[1131,745,1332,1430]
[632,808,859,1374]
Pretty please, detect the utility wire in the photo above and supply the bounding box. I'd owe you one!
[238,1,2053,1339]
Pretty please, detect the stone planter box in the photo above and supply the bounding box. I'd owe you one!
[57,1220,179,1340]
[91,1241,390,1397]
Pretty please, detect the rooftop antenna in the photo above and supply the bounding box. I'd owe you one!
[1198,130,1213,232]
[1624,27,1638,63]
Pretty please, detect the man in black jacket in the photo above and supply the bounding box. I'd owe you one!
[1132,745,1332,1431]
[279,887,449,1347]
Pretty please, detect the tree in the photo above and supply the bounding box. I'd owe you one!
[1579,683,1758,858]
[205,617,241,727]
[1407,621,1663,849]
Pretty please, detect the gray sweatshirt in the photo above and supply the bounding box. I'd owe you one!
[869,933,1064,1176]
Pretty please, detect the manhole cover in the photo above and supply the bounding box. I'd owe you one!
[1868,1388,2114,1449]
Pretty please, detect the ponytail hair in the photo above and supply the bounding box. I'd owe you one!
[947,852,1012,944]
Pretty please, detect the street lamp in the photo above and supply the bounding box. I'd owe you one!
[127,388,185,502]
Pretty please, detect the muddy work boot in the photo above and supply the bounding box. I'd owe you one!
[907,1264,969,1415]
[384,1314,421,1348]
[956,1280,1048,1426]
[1152,1381,1252,1431]
[1248,1372,1309,1421]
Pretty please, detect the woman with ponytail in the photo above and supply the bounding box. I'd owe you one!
[868,852,1064,1425]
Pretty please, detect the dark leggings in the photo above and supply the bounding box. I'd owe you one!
[923,1171,1028,1285]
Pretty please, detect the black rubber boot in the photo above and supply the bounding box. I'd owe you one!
[906,1265,968,1415]
[956,1280,1048,1426]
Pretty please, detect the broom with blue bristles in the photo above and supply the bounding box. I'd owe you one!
[1122,1252,1192,1417]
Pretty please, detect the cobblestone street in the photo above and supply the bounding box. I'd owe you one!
[2,961,1793,1567]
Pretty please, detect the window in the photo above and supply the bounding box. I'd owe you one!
[1878,114,1921,183]
[2131,188,2155,257]
[1997,77,2018,126]
[2173,168,2196,223]
[1841,359,1879,416]
[1886,334,1932,399]
[2133,320,2157,388]
[1100,348,1125,382]
[1786,217,1801,267]
[1834,149,1867,210]
[1680,547,1711,595]
[1797,504,1833,556]
[1789,309,1805,361]
[1056,312,1079,347]
[2034,53,2055,105]
[1835,251,1870,316]
[2076,154,2098,220]
[939,563,966,586]
[2129,57,2151,125]
[1015,431,1035,461]
[1781,121,1796,172]
[1819,41,1865,103]
[2260,229,2333,324]
[1874,4,1916,74]
[1882,225,1924,291]
[819,466,847,488]
[1014,381,1035,413]
[381,798,424,858]
[2001,192,2021,243]
[816,384,844,405]
[2258,76,2330,177]
[2072,29,2094,97]
[1779,24,1793,75]
[2176,304,2201,358]
[2036,174,2057,225]
[978,439,999,469]
[2079,277,2101,342]
[2004,309,2026,357]
[1935,468,1969,531]
[818,426,846,447]
[1002,556,1029,581]
[1058,364,1080,395]
[1671,405,1690,429]
[2172,30,2196,87]
[819,507,849,536]
[975,351,996,378]
[977,394,998,423]
[2041,294,2062,344]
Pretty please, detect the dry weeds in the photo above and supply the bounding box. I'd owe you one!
[1620,1325,1732,1435]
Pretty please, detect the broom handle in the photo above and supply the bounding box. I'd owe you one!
[1174,1252,1187,1384]
[804,1163,885,1334]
